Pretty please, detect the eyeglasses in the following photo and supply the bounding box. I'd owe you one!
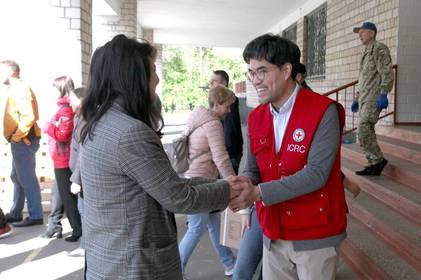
[245,66,280,83]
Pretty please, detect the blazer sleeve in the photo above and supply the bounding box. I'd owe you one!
[118,123,230,214]
[204,120,235,178]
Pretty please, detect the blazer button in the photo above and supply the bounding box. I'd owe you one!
[320,208,324,212]
[286,210,291,215]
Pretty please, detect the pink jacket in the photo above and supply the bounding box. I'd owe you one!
[44,96,74,168]
[184,106,234,179]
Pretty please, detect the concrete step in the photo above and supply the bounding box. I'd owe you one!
[342,161,421,226]
[335,256,360,280]
[376,125,421,145]
[377,134,421,165]
[346,193,421,271]
[340,238,392,280]
[342,143,421,192]
[346,217,420,280]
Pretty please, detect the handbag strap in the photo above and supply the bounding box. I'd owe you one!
[186,118,216,162]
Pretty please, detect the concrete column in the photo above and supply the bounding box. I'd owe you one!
[93,0,137,48]
[49,0,93,86]
[142,29,163,98]
[396,0,421,122]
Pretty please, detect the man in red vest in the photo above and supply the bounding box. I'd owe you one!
[230,34,347,279]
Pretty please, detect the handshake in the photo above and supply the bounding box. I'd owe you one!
[226,176,261,212]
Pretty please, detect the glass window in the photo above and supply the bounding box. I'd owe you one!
[282,23,297,43]
[305,3,327,79]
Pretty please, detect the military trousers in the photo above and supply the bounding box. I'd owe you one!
[358,102,384,165]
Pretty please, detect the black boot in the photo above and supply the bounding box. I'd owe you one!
[355,165,373,176]
[371,158,388,176]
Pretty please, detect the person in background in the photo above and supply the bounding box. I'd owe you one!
[44,76,81,242]
[40,180,64,239]
[79,35,253,279]
[1,60,43,227]
[179,85,237,278]
[351,22,393,176]
[0,208,12,239]
[295,63,312,91]
[68,87,86,257]
[210,70,243,174]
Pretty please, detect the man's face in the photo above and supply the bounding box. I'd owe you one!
[0,64,11,85]
[247,59,290,106]
[209,74,226,88]
[358,29,375,46]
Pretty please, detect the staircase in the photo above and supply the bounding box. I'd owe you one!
[340,125,421,279]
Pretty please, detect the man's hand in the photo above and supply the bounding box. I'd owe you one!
[377,92,389,110]
[227,176,260,212]
[351,101,359,113]
[23,137,31,146]
[70,183,81,195]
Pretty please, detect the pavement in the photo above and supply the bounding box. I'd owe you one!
[0,214,236,280]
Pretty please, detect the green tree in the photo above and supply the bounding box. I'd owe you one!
[162,46,246,112]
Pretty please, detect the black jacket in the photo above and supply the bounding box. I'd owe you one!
[223,97,243,159]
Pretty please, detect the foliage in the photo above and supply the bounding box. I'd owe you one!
[162,46,246,112]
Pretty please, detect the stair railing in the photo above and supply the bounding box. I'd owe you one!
[323,64,397,134]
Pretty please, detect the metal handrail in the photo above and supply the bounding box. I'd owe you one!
[323,64,398,134]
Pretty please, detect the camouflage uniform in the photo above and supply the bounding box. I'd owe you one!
[357,40,393,165]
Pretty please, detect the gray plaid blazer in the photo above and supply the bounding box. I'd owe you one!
[80,103,230,279]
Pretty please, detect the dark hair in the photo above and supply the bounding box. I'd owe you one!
[0,60,20,76]
[296,63,307,75]
[80,34,163,143]
[243,33,301,79]
[53,76,75,98]
[213,70,229,86]
[73,87,86,99]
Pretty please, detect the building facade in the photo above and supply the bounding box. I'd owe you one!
[245,0,420,126]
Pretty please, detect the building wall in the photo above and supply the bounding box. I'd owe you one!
[248,0,405,127]
[396,0,421,122]
[93,0,137,49]
[309,0,399,128]
[142,29,163,98]
[0,0,93,123]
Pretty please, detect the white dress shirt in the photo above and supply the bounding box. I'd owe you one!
[270,84,301,152]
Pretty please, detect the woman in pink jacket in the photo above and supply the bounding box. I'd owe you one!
[179,85,236,278]
[44,76,81,242]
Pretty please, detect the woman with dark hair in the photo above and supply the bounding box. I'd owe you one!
[79,34,247,279]
[295,63,312,91]
[43,75,82,242]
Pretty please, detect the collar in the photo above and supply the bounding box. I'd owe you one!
[364,40,377,55]
[270,83,301,116]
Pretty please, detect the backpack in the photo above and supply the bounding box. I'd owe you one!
[169,120,213,174]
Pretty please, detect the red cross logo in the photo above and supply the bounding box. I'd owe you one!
[293,128,305,142]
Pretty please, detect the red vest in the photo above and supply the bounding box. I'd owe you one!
[248,88,347,240]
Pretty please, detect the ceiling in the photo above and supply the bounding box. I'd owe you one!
[138,0,309,48]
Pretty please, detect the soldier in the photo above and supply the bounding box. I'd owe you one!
[351,22,393,176]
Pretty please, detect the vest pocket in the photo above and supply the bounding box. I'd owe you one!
[250,135,270,154]
[280,196,329,230]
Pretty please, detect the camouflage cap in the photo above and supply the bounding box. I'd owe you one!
[353,22,377,33]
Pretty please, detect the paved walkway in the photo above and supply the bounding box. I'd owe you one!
[0,214,234,280]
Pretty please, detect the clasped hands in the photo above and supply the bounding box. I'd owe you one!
[226,175,260,212]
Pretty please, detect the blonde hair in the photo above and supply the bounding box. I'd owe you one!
[208,85,236,108]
